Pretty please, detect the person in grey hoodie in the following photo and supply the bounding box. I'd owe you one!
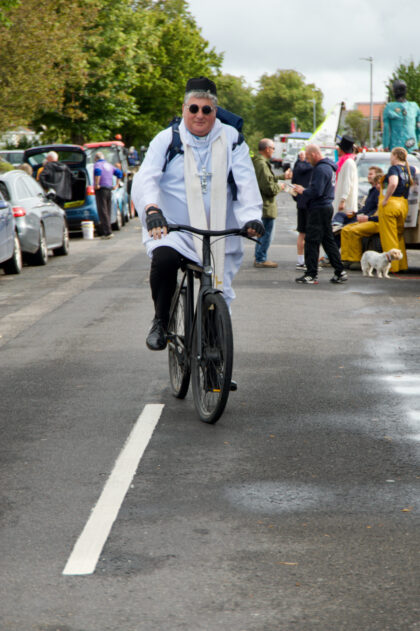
[293,144,347,285]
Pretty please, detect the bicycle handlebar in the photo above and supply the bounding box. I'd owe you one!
[167,224,255,240]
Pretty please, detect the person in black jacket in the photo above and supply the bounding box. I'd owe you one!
[293,144,347,284]
[291,150,313,269]
[39,151,73,208]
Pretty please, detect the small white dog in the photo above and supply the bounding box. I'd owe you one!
[361,248,403,278]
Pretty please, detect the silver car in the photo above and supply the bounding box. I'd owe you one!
[355,151,420,208]
[0,170,69,265]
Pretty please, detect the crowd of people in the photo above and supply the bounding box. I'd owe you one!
[130,74,419,354]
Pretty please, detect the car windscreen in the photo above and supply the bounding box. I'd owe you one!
[26,150,85,167]
[357,158,390,187]
[85,147,119,165]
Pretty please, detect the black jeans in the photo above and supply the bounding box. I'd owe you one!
[150,246,193,326]
[305,205,344,277]
[95,187,112,236]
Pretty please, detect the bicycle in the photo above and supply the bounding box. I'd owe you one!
[166,223,253,424]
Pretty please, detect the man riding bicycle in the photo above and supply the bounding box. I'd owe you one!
[131,76,264,352]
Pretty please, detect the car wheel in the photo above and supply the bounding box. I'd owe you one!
[53,222,70,256]
[3,231,23,275]
[31,224,48,265]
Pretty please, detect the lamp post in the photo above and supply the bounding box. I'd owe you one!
[360,56,373,147]
[309,98,316,133]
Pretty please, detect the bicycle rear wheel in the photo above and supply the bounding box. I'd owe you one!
[167,286,190,398]
[191,292,233,424]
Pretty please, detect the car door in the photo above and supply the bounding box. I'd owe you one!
[0,190,13,263]
[23,175,63,246]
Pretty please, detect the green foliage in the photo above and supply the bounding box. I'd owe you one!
[343,110,370,146]
[387,59,420,104]
[0,0,98,133]
[216,74,256,136]
[254,70,324,137]
[124,0,222,145]
[0,4,331,149]
[0,0,20,26]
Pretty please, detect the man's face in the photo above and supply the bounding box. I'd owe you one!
[306,150,316,166]
[367,168,376,184]
[298,151,306,161]
[183,97,217,137]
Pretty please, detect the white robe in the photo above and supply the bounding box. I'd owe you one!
[333,157,358,213]
[131,118,262,304]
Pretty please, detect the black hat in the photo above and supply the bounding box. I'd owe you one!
[185,76,217,96]
[338,134,355,153]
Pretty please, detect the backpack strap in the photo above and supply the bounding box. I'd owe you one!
[229,132,245,201]
[163,117,183,172]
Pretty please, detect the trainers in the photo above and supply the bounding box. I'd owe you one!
[295,274,319,284]
[254,260,278,268]
[330,271,348,284]
[146,317,167,350]
[296,262,307,270]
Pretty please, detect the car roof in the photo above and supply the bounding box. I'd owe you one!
[0,168,28,179]
[357,151,420,162]
[83,141,125,148]
[24,144,85,156]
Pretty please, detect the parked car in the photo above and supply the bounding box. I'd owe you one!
[355,150,420,248]
[0,170,69,265]
[0,188,22,274]
[0,149,25,166]
[83,140,132,226]
[23,144,125,234]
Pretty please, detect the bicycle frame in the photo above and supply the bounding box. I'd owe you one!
[168,224,244,365]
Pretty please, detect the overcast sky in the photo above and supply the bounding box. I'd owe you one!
[187,0,420,116]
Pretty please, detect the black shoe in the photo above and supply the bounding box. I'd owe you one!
[295,274,319,284]
[230,380,238,392]
[330,271,348,284]
[146,318,167,350]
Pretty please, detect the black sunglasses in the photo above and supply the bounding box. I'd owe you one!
[186,104,214,115]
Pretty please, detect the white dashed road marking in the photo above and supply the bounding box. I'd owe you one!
[63,403,164,576]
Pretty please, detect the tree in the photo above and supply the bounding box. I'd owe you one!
[0,0,20,26]
[253,69,324,137]
[35,0,146,143]
[0,0,98,134]
[386,59,420,104]
[124,0,222,145]
[343,110,370,146]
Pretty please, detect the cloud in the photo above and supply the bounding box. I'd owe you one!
[187,0,420,110]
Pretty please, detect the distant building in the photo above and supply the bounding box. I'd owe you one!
[354,102,386,129]
[0,126,40,148]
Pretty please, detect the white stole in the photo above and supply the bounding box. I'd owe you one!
[181,126,228,290]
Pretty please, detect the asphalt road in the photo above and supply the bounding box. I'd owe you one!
[1,195,419,631]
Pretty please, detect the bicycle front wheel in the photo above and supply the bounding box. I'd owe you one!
[191,292,233,424]
[168,286,190,399]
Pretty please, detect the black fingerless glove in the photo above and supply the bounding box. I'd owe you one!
[145,206,168,231]
[242,219,265,237]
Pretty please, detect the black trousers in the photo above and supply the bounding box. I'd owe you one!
[305,205,344,277]
[150,246,193,326]
[95,187,112,236]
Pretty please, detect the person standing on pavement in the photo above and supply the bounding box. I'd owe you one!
[39,151,73,208]
[253,139,281,268]
[331,135,358,233]
[93,152,123,239]
[378,146,417,272]
[293,144,347,285]
[291,150,313,270]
